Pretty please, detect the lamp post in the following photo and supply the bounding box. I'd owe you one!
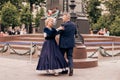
[69,0,77,22]
[63,0,69,12]
[69,0,84,44]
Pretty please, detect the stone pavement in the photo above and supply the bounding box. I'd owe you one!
[0,54,120,80]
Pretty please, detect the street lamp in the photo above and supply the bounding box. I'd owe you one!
[69,0,77,22]
[63,0,69,12]
[69,0,84,44]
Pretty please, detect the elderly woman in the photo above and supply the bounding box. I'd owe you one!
[36,17,68,76]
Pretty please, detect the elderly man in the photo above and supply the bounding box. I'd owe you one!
[59,13,77,76]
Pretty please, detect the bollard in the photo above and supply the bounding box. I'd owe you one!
[29,42,33,63]
[32,45,39,58]
[3,44,10,55]
[112,42,115,60]
[98,48,104,60]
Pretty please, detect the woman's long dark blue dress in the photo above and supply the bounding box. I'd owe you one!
[36,27,68,71]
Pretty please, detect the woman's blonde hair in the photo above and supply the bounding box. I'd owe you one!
[45,17,54,26]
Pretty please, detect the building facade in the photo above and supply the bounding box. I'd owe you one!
[46,0,84,14]
[45,0,90,34]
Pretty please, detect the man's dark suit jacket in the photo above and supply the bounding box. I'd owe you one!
[59,21,77,48]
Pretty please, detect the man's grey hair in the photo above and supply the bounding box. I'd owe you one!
[63,13,71,20]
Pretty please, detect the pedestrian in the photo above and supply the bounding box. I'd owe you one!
[58,13,77,76]
[36,17,68,76]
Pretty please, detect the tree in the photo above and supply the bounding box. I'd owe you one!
[24,0,45,33]
[0,0,22,10]
[34,7,44,27]
[104,0,120,36]
[86,0,101,25]
[86,0,120,36]
[20,5,33,32]
[27,0,45,12]
[92,15,112,30]
[105,0,120,18]
[1,2,20,27]
[110,16,120,36]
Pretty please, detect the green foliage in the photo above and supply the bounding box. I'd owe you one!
[0,0,7,10]
[105,0,120,17]
[34,13,41,28]
[103,0,120,36]
[20,5,33,26]
[0,11,1,23]
[86,0,120,36]
[28,0,45,5]
[92,15,112,30]
[110,17,120,36]
[39,7,44,17]
[34,7,44,27]
[23,0,45,33]
[1,2,20,27]
[86,0,101,24]
[0,0,22,10]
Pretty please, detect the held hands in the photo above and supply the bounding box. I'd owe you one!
[56,26,64,31]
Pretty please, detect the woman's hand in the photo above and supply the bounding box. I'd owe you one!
[56,26,64,31]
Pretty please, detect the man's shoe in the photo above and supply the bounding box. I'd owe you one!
[59,70,68,74]
[69,68,73,76]
[69,71,73,76]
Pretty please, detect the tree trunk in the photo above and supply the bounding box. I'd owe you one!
[29,2,33,33]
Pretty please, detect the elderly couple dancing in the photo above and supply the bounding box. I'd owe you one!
[36,13,77,76]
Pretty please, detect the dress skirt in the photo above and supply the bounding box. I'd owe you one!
[36,39,68,70]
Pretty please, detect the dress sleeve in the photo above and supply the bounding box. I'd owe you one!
[43,28,49,37]
[43,32,47,38]
[43,28,57,37]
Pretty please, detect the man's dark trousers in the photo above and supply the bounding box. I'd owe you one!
[60,48,73,68]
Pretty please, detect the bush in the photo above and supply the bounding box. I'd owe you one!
[92,15,112,30]
[34,7,44,27]
[1,1,20,27]
[20,5,33,26]
[110,17,120,36]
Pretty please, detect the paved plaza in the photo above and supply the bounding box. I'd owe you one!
[0,54,120,80]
